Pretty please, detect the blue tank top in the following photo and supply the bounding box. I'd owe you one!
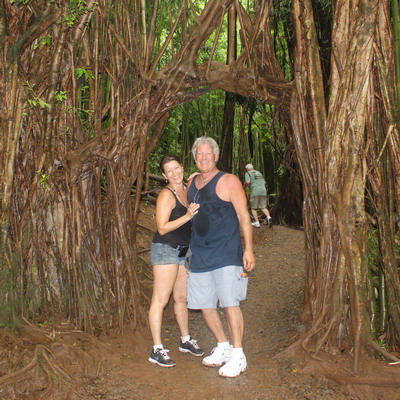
[152,187,191,247]
[187,172,243,272]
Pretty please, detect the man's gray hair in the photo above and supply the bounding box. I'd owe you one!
[245,164,253,170]
[191,136,220,159]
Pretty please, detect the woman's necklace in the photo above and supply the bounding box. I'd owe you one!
[168,185,189,208]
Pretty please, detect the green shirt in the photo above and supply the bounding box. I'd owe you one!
[245,170,266,197]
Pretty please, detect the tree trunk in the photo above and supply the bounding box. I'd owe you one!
[218,7,237,173]
[285,0,400,376]
[219,92,236,172]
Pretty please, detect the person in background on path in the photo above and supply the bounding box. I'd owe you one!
[244,164,272,228]
[148,155,204,368]
[187,137,256,378]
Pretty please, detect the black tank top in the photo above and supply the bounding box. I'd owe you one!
[152,187,191,247]
[187,172,243,271]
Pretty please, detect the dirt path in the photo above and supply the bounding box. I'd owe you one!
[84,224,356,400]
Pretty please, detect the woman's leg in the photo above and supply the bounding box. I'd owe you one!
[172,265,189,337]
[148,264,179,345]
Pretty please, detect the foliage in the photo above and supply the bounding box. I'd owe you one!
[24,82,51,109]
[34,35,52,49]
[62,0,92,27]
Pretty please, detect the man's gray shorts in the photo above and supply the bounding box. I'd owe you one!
[187,265,248,309]
[250,195,267,209]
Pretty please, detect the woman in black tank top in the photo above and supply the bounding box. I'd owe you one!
[148,155,203,367]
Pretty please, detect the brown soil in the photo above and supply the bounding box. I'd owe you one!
[0,211,369,399]
[90,223,355,400]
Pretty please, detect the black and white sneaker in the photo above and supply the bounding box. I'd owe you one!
[179,337,204,356]
[148,348,176,367]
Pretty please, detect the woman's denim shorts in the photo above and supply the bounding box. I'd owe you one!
[151,242,187,266]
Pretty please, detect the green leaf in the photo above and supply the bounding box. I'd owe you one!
[75,67,95,80]
[33,35,52,49]
[55,90,67,103]
[38,99,51,109]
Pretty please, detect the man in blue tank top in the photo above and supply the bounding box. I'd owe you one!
[187,136,256,378]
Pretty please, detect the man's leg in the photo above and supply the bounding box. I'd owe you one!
[251,208,259,222]
[224,306,244,348]
[188,271,224,341]
[201,308,232,367]
[202,308,228,342]
[261,208,272,226]
[216,267,247,378]
[261,208,271,219]
[187,270,231,367]
[250,208,260,227]
[218,306,247,377]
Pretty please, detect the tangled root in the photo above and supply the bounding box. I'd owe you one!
[0,325,101,399]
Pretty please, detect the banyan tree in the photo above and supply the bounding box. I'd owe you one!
[1,0,400,395]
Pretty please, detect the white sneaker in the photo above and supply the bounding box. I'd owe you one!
[219,353,247,377]
[251,221,260,227]
[202,345,232,367]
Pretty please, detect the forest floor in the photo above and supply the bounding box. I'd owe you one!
[0,204,393,399]
[83,220,356,400]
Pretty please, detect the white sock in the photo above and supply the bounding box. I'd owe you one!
[232,347,244,357]
[153,344,163,351]
[181,335,190,343]
[267,216,271,219]
[217,341,230,349]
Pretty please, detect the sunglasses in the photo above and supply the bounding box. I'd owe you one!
[177,246,189,257]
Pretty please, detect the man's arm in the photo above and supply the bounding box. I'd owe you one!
[244,171,251,189]
[217,174,256,271]
[244,171,250,184]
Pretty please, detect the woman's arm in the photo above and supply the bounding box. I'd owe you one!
[156,189,199,235]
